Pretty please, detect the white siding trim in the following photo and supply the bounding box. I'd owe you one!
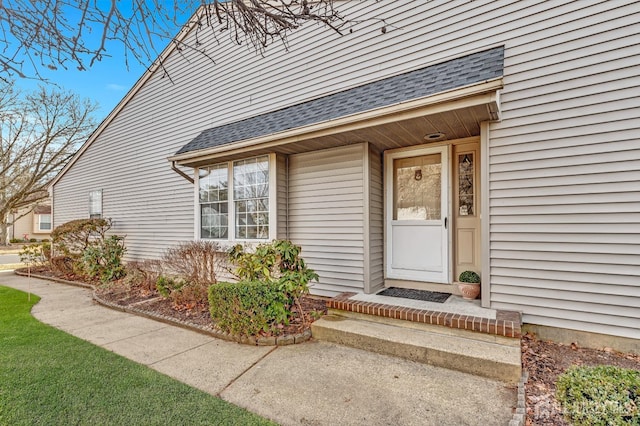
[362,144,371,293]
[480,122,491,307]
[268,153,278,241]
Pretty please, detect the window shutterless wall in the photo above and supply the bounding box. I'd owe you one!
[194,153,277,244]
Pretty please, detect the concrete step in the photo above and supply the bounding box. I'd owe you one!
[311,313,522,384]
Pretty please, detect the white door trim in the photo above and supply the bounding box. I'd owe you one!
[384,145,450,283]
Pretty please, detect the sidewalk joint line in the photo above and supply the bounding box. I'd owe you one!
[217,345,279,397]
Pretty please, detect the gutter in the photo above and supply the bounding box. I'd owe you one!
[171,161,194,184]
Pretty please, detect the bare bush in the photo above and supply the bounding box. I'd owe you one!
[154,241,225,309]
[122,259,164,294]
[162,241,224,287]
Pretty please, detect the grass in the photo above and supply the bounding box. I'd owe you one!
[0,286,275,426]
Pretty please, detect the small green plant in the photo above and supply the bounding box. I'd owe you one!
[29,238,37,243]
[80,235,127,282]
[208,280,288,336]
[458,270,480,283]
[9,238,23,244]
[156,276,187,298]
[556,365,640,425]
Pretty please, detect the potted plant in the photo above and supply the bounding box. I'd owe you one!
[456,270,480,300]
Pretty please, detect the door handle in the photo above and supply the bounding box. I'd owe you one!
[444,217,448,229]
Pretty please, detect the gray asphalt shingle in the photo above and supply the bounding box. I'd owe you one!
[176,46,504,155]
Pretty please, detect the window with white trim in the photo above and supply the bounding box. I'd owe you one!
[37,214,52,231]
[199,155,270,240]
[199,164,229,239]
[89,190,102,219]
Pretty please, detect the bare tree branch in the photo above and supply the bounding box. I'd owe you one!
[0,0,347,82]
[0,81,97,244]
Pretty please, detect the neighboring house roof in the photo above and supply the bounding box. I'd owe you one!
[176,46,504,156]
[33,205,52,215]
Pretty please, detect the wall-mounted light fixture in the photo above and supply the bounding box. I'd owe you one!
[424,132,445,141]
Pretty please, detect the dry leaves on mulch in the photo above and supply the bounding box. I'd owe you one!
[522,332,639,425]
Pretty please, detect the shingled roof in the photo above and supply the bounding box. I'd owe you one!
[176,46,504,155]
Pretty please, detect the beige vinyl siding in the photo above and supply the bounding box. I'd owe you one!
[51,0,570,258]
[368,146,384,293]
[288,144,366,296]
[487,1,640,339]
[51,0,639,337]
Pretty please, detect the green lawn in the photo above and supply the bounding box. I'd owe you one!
[0,286,275,426]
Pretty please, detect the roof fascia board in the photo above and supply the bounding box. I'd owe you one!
[170,78,502,166]
[48,6,205,188]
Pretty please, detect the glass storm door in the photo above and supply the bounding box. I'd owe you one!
[385,146,449,283]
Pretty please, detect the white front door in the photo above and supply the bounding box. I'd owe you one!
[385,146,449,283]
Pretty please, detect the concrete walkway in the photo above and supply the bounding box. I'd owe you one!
[1,271,516,426]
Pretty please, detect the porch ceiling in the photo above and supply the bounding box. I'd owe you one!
[273,102,495,156]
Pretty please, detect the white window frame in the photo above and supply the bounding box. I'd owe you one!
[89,190,102,219]
[195,153,277,243]
[36,213,52,232]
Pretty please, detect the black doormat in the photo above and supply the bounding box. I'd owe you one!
[377,287,451,303]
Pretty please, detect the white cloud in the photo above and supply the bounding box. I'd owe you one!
[106,83,127,91]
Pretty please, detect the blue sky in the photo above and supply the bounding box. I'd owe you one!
[12,6,186,122]
[17,51,147,122]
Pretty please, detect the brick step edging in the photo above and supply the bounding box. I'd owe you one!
[328,292,522,338]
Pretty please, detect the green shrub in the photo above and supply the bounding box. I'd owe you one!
[80,235,127,282]
[51,218,112,259]
[208,281,288,336]
[29,238,37,243]
[458,270,480,283]
[9,238,23,244]
[556,365,640,425]
[50,219,127,280]
[228,240,318,324]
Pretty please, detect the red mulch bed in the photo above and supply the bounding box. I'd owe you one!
[95,282,328,336]
[522,332,639,425]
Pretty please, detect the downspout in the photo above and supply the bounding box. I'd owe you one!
[171,161,194,184]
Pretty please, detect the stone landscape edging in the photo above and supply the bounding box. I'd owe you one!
[14,268,94,289]
[13,269,312,346]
